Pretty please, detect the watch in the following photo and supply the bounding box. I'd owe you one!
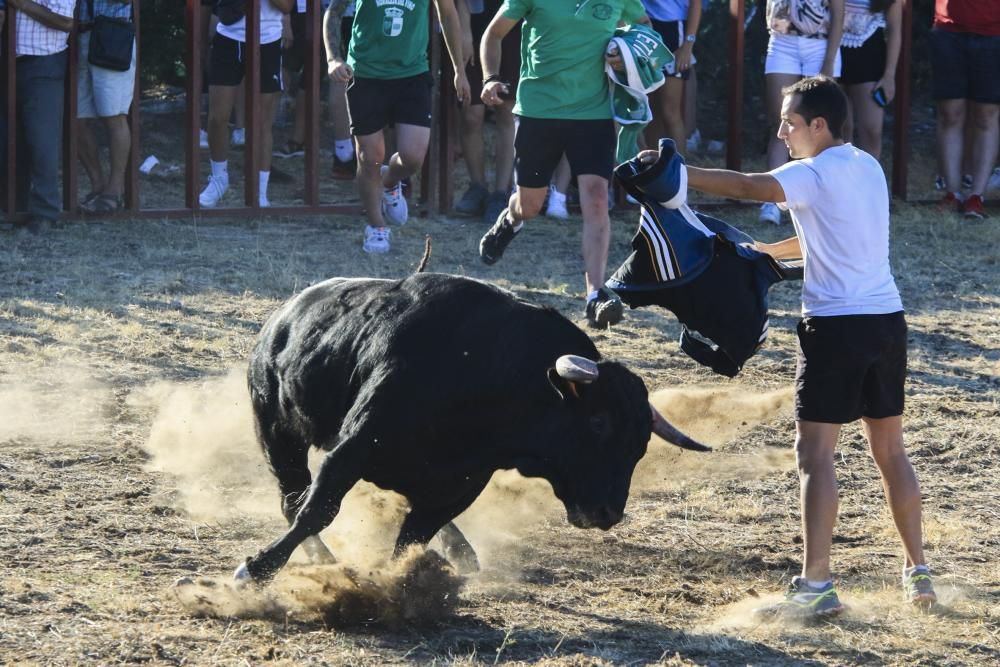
[685,34,697,44]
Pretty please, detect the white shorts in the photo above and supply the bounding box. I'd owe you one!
[764,32,841,77]
[77,32,137,119]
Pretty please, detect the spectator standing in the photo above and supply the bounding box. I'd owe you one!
[200,0,295,208]
[323,0,470,254]
[640,0,701,153]
[681,76,936,619]
[759,0,843,225]
[453,0,519,224]
[839,0,900,160]
[77,0,136,214]
[328,0,355,178]
[6,0,76,233]
[931,0,1000,219]
[478,0,649,328]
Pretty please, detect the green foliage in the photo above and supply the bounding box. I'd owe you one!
[139,0,189,88]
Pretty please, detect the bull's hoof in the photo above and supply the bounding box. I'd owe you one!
[445,545,481,575]
[232,560,258,587]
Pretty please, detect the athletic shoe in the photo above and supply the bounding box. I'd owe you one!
[381,165,408,225]
[686,128,702,153]
[199,174,229,208]
[363,225,391,254]
[479,207,520,265]
[455,182,489,216]
[199,129,209,149]
[484,191,508,226]
[273,140,304,158]
[259,193,271,208]
[939,191,962,211]
[903,565,937,607]
[759,202,782,225]
[231,128,246,147]
[546,185,569,219]
[331,155,357,180]
[585,288,624,328]
[934,175,945,191]
[961,194,985,219]
[753,576,845,621]
[987,167,1000,192]
[961,173,973,190]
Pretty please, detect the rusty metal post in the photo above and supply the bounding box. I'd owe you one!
[436,34,456,216]
[125,0,140,211]
[726,0,745,171]
[891,0,912,200]
[63,27,78,215]
[243,0,260,209]
[185,0,202,210]
[3,9,15,216]
[303,0,321,207]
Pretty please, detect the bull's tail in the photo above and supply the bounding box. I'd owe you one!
[415,236,432,273]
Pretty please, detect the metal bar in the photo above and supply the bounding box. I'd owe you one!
[726,0,745,171]
[185,0,202,209]
[244,0,260,208]
[303,0,320,206]
[125,0,140,211]
[4,9,16,216]
[891,0,912,200]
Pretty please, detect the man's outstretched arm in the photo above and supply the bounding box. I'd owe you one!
[756,236,802,260]
[686,166,786,203]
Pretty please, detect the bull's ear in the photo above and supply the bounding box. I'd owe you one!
[547,368,582,402]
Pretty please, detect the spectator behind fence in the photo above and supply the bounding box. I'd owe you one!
[477,0,649,329]
[759,0,843,226]
[77,0,136,215]
[931,0,1000,219]
[323,0,470,254]
[453,0,519,225]
[200,0,295,209]
[2,0,76,234]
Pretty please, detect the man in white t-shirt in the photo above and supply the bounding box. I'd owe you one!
[677,75,936,619]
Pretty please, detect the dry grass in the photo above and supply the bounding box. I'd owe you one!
[1,178,998,665]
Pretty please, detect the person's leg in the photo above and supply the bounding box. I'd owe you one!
[659,75,686,150]
[291,87,306,145]
[967,102,999,195]
[383,123,430,186]
[847,83,885,159]
[684,66,698,146]
[103,115,130,197]
[354,131,387,227]
[208,84,238,163]
[492,101,516,193]
[20,53,66,223]
[795,420,843,582]
[77,119,106,195]
[937,98,967,194]
[257,92,279,173]
[459,103,486,187]
[577,174,611,296]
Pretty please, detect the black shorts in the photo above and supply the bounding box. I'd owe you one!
[929,27,1000,103]
[207,33,284,94]
[650,19,693,80]
[346,72,433,136]
[513,116,616,187]
[467,1,521,106]
[795,311,906,424]
[840,28,886,85]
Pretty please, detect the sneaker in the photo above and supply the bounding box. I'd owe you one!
[381,165,408,225]
[759,202,782,225]
[988,167,1000,192]
[484,191,508,226]
[934,175,946,191]
[274,139,304,158]
[455,182,489,216]
[961,173,973,190]
[585,288,624,328]
[199,129,209,149]
[363,225,391,254]
[199,174,229,208]
[231,128,246,147]
[546,185,569,219]
[939,191,962,211]
[686,128,702,153]
[753,576,845,621]
[331,154,357,180]
[259,193,271,208]
[903,565,937,607]
[961,194,985,219]
[479,207,520,265]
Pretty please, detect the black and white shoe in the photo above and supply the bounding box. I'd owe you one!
[479,208,520,265]
[585,288,624,328]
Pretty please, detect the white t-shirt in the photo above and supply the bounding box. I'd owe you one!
[217,0,285,45]
[771,143,903,317]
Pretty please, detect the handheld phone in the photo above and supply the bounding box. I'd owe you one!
[872,87,888,108]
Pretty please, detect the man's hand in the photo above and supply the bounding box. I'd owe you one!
[605,46,624,72]
[454,70,471,106]
[674,42,693,72]
[481,80,510,106]
[328,59,353,83]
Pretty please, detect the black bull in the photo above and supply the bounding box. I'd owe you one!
[235,273,709,582]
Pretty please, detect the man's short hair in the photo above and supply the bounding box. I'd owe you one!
[781,75,848,140]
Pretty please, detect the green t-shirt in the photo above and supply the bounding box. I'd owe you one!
[503,0,647,119]
[348,0,430,79]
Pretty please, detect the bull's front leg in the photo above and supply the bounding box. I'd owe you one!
[235,439,368,583]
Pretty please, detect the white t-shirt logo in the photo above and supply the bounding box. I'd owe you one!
[383,7,404,37]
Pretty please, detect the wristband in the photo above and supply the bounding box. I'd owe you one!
[483,74,503,85]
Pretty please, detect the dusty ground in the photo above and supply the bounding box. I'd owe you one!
[1,192,998,665]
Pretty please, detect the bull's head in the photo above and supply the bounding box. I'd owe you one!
[542,355,710,530]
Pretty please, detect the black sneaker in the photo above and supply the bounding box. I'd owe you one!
[585,288,624,328]
[479,208,520,265]
[331,155,357,180]
[455,182,488,216]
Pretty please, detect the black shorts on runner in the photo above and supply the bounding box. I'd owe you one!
[929,27,1000,103]
[650,18,693,80]
[467,0,521,106]
[208,33,284,94]
[346,72,433,136]
[795,311,907,424]
[840,28,886,85]
[513,117,616,187]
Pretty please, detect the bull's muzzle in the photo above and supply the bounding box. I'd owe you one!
[649,404,712,452]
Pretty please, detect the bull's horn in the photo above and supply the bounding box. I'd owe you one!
[650,404,712,452]
[555,355,599,383]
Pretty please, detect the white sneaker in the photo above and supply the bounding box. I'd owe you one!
[988,167,1000,192]
[199,174,229,208]
[363,225,391,253]
[686,128,701,153]
[231,128,245,147]
[759,202,782,225]
[546,185,569,219]
[380,165,408,225]
[199,129,209,149]
[259,193,271,208]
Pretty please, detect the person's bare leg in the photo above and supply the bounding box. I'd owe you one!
[383,123,430,187]
[77,118,105,195]
[577,174,611,296]
[684,67,698,143]
[508,185,546,223]
[863,415,927,569]
[847,83,884,159]
[257,92,279,173]
[233,80,246,132]
[208,84,238,162]
[967,102,999,196]
[493,101,516,192]
[552,155,571,194]
[766,73,801,169]
[660,75,686,149]
[355,131,387,227]
[103,114,130,197]
[459,103,486,187]
[795,420,842,582]
[936,98,967,194]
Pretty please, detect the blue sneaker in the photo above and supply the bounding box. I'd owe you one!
[754,576,845,621]
[904,565,937,608]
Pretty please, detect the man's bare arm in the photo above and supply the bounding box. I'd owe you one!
[433,0,471,103]
[323,0,352,80]
[7,0,74,32]
[755,236,802,260]
[686,166,786,203]
[479,15,518,104]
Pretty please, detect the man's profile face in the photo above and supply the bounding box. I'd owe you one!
[776,94,815,159]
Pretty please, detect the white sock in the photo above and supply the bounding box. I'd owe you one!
[806,579,832,590]
[586,290,600,302]
[259,170,270,195]
[210,160,228,180]
[904,564,929,577]
[549,186,566,203]
[334,139,354,161]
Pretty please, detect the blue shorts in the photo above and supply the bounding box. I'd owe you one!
[929,27,1000,103]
